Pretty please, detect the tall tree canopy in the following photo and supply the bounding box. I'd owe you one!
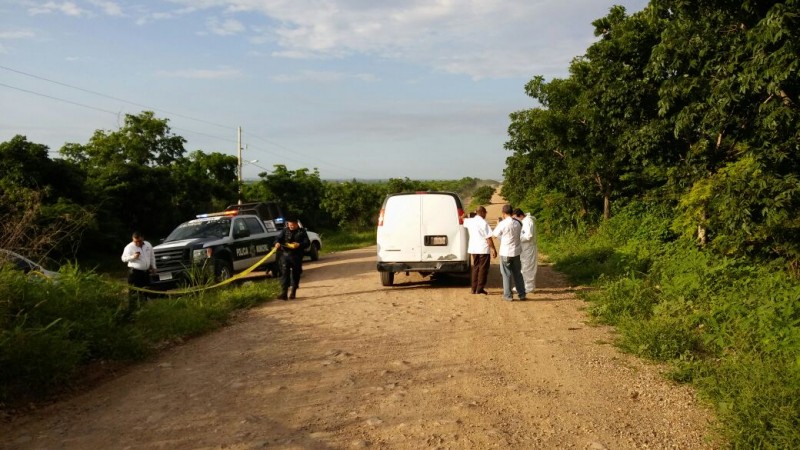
[503,1,800,264]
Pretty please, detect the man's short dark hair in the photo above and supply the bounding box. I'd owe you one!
[476,206,487,215]
[502,204,513,215]
[513,208,524,217]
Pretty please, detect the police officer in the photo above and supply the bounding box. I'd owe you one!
[273,217,310,300]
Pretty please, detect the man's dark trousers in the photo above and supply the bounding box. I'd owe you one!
[126,269,150,318]
[471,253,490,293]
[280,252,303,291]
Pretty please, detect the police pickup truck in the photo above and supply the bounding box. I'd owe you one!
[151,210,280,287]
[225,202,322,261]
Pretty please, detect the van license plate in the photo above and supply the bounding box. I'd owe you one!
[159,272,173,281]
[425,236,448,246]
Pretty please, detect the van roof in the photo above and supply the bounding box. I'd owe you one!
[382,191,464,208]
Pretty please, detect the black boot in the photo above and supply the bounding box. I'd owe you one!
[278,290,288,301]
[289,287,297,299]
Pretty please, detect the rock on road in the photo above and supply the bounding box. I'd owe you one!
[1,197,717,449]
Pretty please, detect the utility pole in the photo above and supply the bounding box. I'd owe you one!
[237,126,242,205]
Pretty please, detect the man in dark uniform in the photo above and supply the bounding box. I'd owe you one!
[273,217,311,300]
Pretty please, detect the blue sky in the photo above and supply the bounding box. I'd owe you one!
[1,0,649,181]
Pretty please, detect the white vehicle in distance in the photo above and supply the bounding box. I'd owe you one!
[376,191,469,286]
[0,249,59,279]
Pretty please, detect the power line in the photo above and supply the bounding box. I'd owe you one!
[0,64,234,131]
[0,81,236,145]
[1,67,367,178]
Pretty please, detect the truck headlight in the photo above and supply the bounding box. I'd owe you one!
[193,248,211,261]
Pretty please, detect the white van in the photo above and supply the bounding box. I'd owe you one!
[376,191,469,286]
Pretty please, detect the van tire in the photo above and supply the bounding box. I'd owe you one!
[309,242,320,261]
[380,271,394,286]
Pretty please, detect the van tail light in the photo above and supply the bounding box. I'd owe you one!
[457,208,464,225]
[378,209,385,227]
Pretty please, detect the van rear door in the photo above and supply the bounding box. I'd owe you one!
[377,194,423,262]
[420,194,462,262]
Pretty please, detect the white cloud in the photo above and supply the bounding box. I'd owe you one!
[206,17,246,36]
[272,70,377,83]
[0,30,37,39]
[155,67,243,79]
[160,0,648,79]
[28,1,87,17]
[88,0,123,17]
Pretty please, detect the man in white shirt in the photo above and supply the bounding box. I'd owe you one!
[121,231,157,303]
[492,205,526,301]
[514,208,538,293]
[463,206,497,295]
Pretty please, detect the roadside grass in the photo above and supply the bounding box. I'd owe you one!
[543,201,800,447]
[320,228,376,253]
[0,265,279,406]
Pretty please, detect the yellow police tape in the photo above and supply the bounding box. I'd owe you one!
[130,247,279,296]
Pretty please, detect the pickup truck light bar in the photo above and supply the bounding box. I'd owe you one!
[196,210,239,219]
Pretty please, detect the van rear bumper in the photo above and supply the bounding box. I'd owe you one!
[377,261,469,273]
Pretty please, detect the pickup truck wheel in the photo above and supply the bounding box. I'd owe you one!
[380,271,394,287]
[214,259,233,282]
[309,242,320,261]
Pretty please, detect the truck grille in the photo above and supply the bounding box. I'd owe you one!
[154,247,190,272]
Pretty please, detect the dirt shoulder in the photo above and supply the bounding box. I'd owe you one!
[1,195,718,449]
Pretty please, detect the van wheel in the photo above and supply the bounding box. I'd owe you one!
[380,271,394,286]
[309,243,320,261]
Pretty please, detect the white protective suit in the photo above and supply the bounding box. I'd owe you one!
[519,214,538,292]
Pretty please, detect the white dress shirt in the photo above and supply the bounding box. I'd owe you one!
[121,240,157,271]
[464,216,492,254]
[492,217,522,257]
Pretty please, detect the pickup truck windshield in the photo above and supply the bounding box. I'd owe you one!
[165,219,231,242]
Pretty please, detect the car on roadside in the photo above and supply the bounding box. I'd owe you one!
[299,223,322,261]
[0,249,59,279]
[151,210,280,288]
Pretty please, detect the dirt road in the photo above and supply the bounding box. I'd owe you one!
[1,196,716,449]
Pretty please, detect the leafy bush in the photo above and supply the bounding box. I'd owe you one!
[546,203,800,446]
[0,266,278,404]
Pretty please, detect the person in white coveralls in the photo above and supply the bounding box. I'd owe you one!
[514,208,537,293]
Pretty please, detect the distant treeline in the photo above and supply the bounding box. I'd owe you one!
[0,119,489,263]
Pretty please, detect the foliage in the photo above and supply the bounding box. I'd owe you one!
[0,264,278,404]
[322,229,377,253]
[469,185,495,209]
[547,207,800,446]
[0,184,94,262]
[321,180,385,229]
[243,164,331,229]
[58,111,239,249]
[503,1,800,267]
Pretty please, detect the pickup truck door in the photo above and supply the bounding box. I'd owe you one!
[232,217,273,271]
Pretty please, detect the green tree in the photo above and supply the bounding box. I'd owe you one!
[0,136,92,258]
[321,180,385,229]
[250,165,329,229]
[470,185,495,208]
[58,111,240,246]
[650,0,800,263]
